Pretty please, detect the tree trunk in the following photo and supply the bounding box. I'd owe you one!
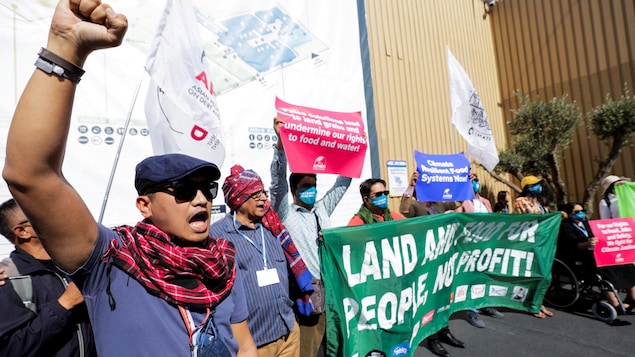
[547,151,567,207]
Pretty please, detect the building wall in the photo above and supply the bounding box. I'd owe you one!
[365,0,635,214]
[364,0,511,206]
[490,0,635,212]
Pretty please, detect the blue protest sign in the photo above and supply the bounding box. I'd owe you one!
[414,151,474,202]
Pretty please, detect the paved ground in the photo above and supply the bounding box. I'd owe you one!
[412,305,635,357]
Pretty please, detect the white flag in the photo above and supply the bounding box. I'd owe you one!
[144,0,225,167]
[447,47,499,171]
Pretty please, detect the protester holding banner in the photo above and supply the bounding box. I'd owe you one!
[513,175,555,318]
[270,117,353,357]
[558,202,635,312]
[455,173,505,327]
[2,2,258,356]
[494,191,510,213]
[348,178,405,225]
[513,176,550,215]
[398,172,467,357]
[598,175,631,219]
[210,165,315,356]
[399,171,458,217]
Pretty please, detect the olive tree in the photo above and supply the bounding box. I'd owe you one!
[583,86,635,214]
[494,93,581,208]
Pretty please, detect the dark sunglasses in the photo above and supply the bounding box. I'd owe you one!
[371,190,390,198]
[572,209,585,214]
[147,180,218,201]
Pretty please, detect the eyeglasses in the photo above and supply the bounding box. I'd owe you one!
[147,180,218,201]
[249,190,268,200]
[370,190,389,198]
[573,209,585,214]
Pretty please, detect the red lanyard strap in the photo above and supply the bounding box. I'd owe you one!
[178,306,210,344]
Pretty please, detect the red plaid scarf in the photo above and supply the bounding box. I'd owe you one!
[107,220,236,309]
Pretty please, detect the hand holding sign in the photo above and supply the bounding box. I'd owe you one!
[273,116,285,150]
[588,218,635,267]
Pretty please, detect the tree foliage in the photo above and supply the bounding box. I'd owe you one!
[582,85,635,213]
[495,93,581,208]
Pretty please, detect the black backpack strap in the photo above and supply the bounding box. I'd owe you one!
[1,258,37,314]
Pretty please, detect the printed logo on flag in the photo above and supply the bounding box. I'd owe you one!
[489,285,508,297]
[421,310,435,326]
[511,286,528,301]
[471,284,486,299]
[391,344,410,357]
[365,350,386,357]
[442,188,452,200]
[455,285,468,302]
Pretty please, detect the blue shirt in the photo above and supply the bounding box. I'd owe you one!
[270,147,352,277]
[70,224,247,356]
[209,213,295,347]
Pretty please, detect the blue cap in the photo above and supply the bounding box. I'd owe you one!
[134,153,221,195]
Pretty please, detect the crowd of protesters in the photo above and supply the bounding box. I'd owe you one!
[1,1,634,357]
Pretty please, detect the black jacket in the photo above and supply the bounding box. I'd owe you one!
[0,248,96,357]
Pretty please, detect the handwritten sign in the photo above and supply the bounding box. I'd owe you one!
[588,218,635,267]
[276,97,367,178]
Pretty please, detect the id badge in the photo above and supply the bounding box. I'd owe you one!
[256,268,280,287]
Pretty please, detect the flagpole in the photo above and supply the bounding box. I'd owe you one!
[281,62,286,99]
[447,45,458,154]
[98,75,145,224]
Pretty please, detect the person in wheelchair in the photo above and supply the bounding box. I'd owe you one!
[558,202,635,313]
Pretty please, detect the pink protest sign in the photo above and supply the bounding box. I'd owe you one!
[588,218,635,267]
[276,97,367,178]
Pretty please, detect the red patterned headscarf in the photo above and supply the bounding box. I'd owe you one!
[222,164,265,211]
[108,220,236,310]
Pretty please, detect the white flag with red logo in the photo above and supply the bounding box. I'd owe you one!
[447,47,499,171]
[144,0,225,167]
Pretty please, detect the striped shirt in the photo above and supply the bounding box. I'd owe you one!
[270,148,352,277]
[209,213,295,347]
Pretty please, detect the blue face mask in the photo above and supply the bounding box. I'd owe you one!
[570,212,586,222]
[527,184,542,195]
[472,181,481,193]
[370,195,389,209]
[298,187,317,206]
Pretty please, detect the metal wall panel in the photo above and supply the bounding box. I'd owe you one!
[491,0,635,212]
[365,0,511,206]
[365,0,635,213]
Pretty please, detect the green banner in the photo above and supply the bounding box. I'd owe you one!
[320,212,560,357]
[616,182,635,219]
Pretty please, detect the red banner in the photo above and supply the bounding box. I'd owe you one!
[588,218,635,267]
[276,97,367,178]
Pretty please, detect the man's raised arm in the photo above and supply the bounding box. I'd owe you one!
[2,0,128,272]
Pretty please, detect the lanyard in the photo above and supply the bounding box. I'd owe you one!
[178,306,210,346]
[232,212,268,269]
[573,222,589,237]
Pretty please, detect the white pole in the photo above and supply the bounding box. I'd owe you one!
[98,75,145,223]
